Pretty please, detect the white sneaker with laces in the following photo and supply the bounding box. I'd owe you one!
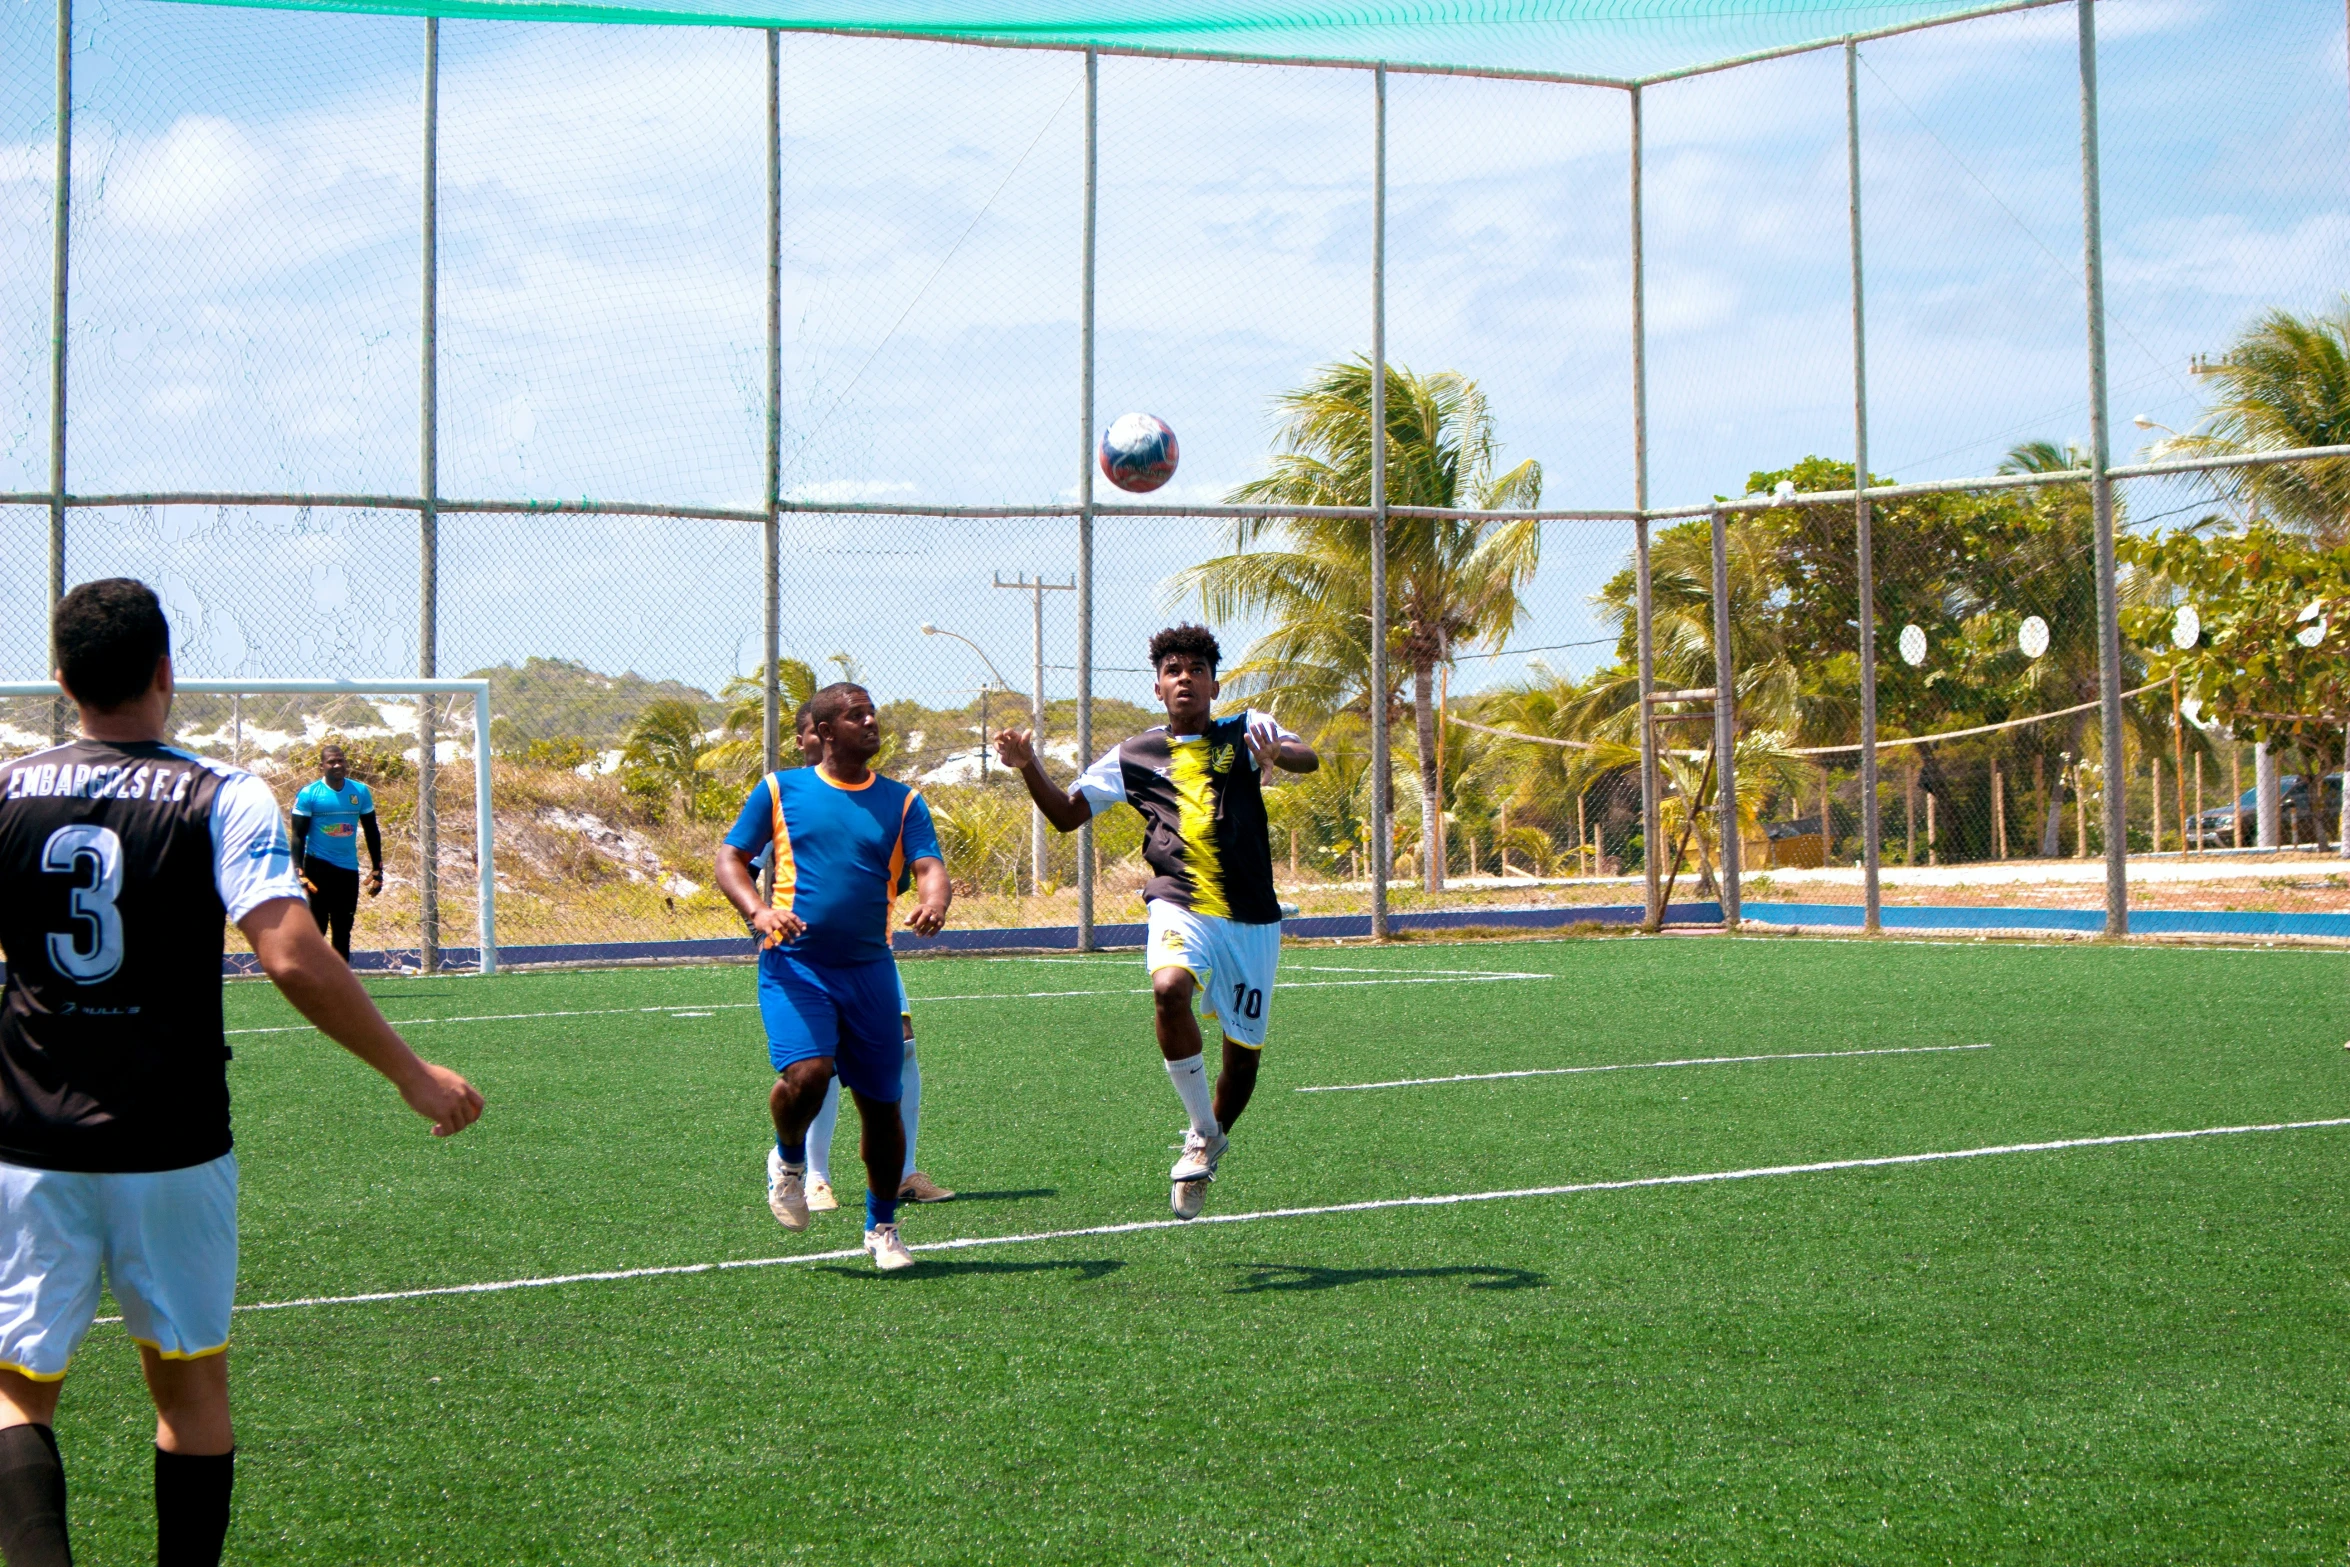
[865,1223,916,1271]
[767,1147,810,1232]
[1169,1127,1227,1220]
[806,1176,839,1213]
[1171,1127,1227,1183]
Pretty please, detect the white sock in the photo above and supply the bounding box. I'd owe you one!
[899,1040,921,1181]
[1165,1054,1218,1138]
[806,1077,840,1183]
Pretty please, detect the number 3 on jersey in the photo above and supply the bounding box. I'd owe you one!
[43,824,124,983]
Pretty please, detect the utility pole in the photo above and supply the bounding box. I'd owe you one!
[995,572,1076,897]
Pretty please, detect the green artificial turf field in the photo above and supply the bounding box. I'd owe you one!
[41,935,2350,1563]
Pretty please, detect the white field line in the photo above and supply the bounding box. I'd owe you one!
[226,972,1548,1037]
[1298,1042,1993,1094]
[85,1115,2345,1327]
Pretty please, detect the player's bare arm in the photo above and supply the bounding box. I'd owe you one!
[994,729,1093,833]
[904,856,951,935]
[715,843,806,944]
[239,898,483,1136]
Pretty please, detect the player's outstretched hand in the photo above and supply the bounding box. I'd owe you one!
[904,899,948,937]
[994,728,1035,770]
[751,907,806,946]
[1246,718,1284,769]
[399,1059,484,1138]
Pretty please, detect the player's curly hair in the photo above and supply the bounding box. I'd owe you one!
[1147,624,1221,673]
[798,681,870,735]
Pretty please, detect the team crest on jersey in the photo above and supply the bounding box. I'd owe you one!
[1212,743,1235,774]
[1160,929,1185,951]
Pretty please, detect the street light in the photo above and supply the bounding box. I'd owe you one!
[920,623,1013,783]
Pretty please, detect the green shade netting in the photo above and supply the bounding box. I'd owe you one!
[162,0,2041,82]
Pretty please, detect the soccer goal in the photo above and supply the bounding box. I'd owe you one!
[0,678,497,975]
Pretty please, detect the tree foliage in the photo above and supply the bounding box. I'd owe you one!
[2121,524,2350,745]
[2153,302,2350,544]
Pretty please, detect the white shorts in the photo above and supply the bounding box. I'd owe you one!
[1146,901,1282,1050]
[0,1152,238,1381]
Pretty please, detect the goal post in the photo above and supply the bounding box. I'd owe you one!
[0,678,497,975]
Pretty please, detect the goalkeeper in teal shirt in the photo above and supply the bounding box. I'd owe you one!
[290,743,381,960]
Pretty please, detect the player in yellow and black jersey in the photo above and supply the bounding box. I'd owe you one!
[996,624,1317,1219]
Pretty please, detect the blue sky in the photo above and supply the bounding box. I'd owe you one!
[1,0,2346,719]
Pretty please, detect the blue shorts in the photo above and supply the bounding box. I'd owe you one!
[757,951,906,1102]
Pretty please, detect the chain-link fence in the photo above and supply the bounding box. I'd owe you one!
[7,0,2349,961]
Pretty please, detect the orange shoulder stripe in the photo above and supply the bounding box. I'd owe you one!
[766,774,798,937]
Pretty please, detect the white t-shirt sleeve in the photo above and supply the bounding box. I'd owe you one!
[211,772,306,921]
[1075,745,1128,817]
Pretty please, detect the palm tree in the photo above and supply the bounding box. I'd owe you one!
[621,697,712,820]
[699,657,819,794]
[1579,513,1819,748]
[1171,357,1543,890]
[2155,303,2350,544]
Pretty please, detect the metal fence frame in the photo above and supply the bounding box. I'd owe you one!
[13,0,2350,950]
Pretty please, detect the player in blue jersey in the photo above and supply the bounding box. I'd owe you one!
[289,745,381,961]
[713,683,949,1272]
[784,704,955,1212]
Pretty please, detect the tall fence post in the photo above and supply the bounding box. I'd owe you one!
[1630,83,1661,930]
[1709,506,1740,927]
[1847,39,1882,933]
[2076,0,2128,937]
[2338,722,2349,860]
[762,29,781,801]
[48,0,70,742]
[473,683,497,974]
[1029,579,1047,889]
[1076,47,1098,952]
[416,15,441,973]
[1369,62,1390,941]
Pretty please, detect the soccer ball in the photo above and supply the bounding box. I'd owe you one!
[1099,413,1179,493]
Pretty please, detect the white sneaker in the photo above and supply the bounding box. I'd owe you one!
[806,1176,839,1213]
[767,1148,809,1232]
[1170,1127,1227,1220]
[1171,1127,1228,1183]
[865,1223,916,1272]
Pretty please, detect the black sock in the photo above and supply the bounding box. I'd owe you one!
[0,1423,71,1567]
[154,1447,233,1567]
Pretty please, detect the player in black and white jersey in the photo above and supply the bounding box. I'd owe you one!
[996,624,1316,1219]
[0,579,482,1567]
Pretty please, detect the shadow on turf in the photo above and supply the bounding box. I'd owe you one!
[1226,1263,1547,1294]
[940,1188,1057,1204]
[814,1258,1123,1282]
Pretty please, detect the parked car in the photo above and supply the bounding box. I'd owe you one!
[2186,773,2342,849]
